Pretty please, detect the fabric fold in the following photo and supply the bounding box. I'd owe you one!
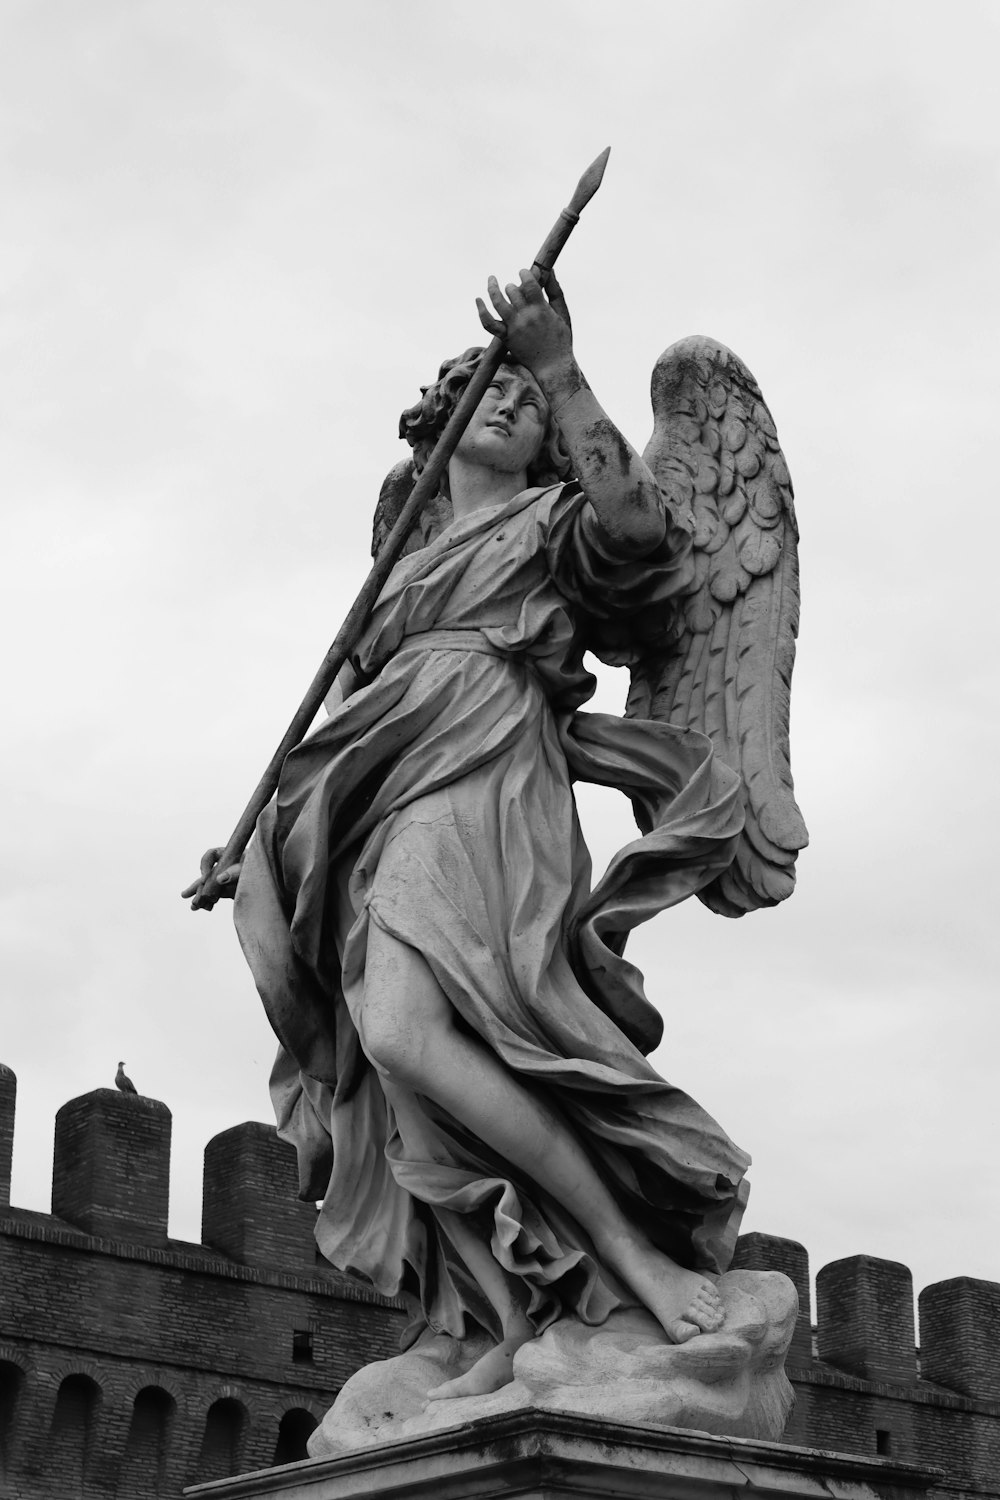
[235,482,750,1342]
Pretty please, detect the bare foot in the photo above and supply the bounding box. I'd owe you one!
[427,1333,531,1401]
[660,1268,725,1343]
[607,1241,726,1345]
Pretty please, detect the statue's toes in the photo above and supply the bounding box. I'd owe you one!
[688,1293,725,1332]
[666,1316,702,1344]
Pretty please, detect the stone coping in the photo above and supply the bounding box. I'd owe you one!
[0,1211,404,1310]
[183,1408,942,1500]
[786,1360,1000,1417]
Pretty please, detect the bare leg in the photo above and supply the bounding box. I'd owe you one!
[425,1209,534,1400]
[360,924,724,1385]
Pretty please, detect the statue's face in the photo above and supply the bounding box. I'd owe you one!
[453,365,549,476]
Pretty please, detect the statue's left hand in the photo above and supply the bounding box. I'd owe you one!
[181,846,243,911]
[476,268,574,377]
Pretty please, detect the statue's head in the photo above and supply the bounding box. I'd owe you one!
[399,347,571,497]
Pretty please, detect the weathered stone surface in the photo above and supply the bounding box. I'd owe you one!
[309,1269,798,1457]
[184,1408,941,1500]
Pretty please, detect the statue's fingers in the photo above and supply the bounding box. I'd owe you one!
[199,846,223,878]
[504,280,527,309]
[217,864,242,888]
[180,877,202,899]
[518,268,544,302]
[487,274,512,319]
[546,271,572,332]
[476,297,505,337]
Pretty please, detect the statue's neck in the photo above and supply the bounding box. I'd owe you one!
[447,455,528,519]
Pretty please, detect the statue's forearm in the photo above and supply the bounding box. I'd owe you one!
[535,356,667,556]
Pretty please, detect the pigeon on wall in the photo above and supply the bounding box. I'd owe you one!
[115,1061,138,1095]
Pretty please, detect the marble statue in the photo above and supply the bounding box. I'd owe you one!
[185,268,805,1445]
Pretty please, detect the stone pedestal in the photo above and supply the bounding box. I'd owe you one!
[184,1410,940,1500]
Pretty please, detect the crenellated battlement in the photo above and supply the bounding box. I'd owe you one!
[0,1063,15,1208]
[0,1066,998,1496]
[0,1065,408,1499]
[731,1229,1000,1486]
[202,1121,319,1272]
[52,1087,173,1246]
[0,1067,326,1274]
[731,1230,1000,1410]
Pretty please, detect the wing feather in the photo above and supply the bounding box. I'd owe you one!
[371,458,453,561]
[633,336,807,916]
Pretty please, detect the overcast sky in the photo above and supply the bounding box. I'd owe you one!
[3,0,998,1323]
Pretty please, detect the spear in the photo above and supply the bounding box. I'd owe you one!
[189,147,610,911]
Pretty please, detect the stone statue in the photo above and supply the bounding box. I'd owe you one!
[185,269,805,1446]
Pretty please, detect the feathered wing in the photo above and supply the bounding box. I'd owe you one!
[627,336,808,916]
[371,458,452,561]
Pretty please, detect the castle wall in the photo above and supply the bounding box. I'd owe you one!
[735,1231,1000,1491]
[0,1069,407,1498]
[1,1065,997,1497]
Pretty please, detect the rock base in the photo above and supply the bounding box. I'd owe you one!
[311,1268,798,1457]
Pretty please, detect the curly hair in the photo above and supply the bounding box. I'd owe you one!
[399,346,572,497]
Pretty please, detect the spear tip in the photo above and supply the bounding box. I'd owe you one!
[568,146,611,215]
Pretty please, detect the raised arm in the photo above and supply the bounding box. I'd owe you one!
[477,269,667,556]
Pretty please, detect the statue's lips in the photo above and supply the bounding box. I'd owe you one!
[484,421,512,436]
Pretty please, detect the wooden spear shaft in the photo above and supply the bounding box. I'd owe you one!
[190,147,610,911]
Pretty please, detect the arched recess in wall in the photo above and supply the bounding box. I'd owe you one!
[47,1373,102,1489]
[273,1407,318,1465]
[0,1361,26,1475]
[196,1397,248,1484]
[119,1386,176,1497]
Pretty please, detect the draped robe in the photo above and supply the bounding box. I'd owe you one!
[235,481,750,1344]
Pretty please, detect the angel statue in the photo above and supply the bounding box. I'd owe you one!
[185,267,805,1431]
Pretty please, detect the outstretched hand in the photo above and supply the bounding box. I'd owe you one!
[181,846,242,911]
[476,268,573,377]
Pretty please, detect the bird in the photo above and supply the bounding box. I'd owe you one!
[115,1061,138,1095]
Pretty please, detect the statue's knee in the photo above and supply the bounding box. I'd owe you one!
[358,1008,424,1084]
[360,941,453,1083]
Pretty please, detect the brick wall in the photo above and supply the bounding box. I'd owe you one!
[733,1235,1000,1494]
[1,1067,997,1497]
[52,1090,171,1245]
[0,1070,407,1498]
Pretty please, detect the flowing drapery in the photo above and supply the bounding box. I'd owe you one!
[235,483,749,1343]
